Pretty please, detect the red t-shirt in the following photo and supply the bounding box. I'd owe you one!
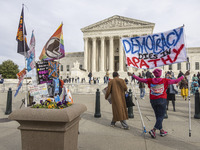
[133,75,184,100]
[146,78,170,100]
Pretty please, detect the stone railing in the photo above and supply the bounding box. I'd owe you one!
[0,79,32,93]
[0,79,144,94]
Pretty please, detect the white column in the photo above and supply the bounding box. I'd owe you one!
[119,36,123,72]
[92,37,96,72]
[100,37,105,72]
[84,37,88,71]
[109,36,114,72]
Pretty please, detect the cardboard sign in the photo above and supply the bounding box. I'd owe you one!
[28,83,48,96]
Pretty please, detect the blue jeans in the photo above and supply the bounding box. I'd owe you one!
[89,77,92,84]
[140,88,145,98]
[150,98,167,130]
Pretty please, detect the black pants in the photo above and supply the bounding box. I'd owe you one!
[167,100,175,111]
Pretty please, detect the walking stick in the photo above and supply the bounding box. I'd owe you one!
[129,71,147,134]
[187,57,191,137]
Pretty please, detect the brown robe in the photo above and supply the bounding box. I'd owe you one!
[105,77,128,121]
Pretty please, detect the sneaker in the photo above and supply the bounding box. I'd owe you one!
[149,129,156,138]
[160,129,168,137]
[121,126,130,130]
[110,123,116,127]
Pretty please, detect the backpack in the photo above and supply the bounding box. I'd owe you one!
[194,83,198,87]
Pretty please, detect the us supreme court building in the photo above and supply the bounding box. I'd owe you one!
[60,15,200,81]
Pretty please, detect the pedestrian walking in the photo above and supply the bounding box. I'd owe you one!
[191,79,199,95]
[166,73,178,112]
[128,69,190,138]
[105,72,130,130]
[138,73,145,99]
[105,70,109,83]
[88,71,92,84]
[179,76,188,100]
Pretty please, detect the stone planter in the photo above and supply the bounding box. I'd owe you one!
[8,103,87,150]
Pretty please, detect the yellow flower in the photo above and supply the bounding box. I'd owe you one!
[46,98,51,102]
[48,105,52,109]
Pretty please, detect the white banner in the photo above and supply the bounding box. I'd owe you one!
[121,26,187,69]
[28,83,48,96]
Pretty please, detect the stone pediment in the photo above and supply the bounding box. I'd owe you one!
[81,15,155,32]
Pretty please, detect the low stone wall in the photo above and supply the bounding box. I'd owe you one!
[0,79,144,94]
[64,83,146,95]
[0,79,32,93]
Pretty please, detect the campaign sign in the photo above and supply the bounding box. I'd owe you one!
[121,27,187,69]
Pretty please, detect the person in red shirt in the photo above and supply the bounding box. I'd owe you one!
[128,69,190,138]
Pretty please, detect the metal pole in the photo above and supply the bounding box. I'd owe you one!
[22,4,28,107]
[128,89,134,118]
[94,89,101,118]
[5,88,12,115]
[194,89,200,119]
[187,57,191,137]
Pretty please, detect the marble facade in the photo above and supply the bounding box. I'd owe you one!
[60,15,200,82]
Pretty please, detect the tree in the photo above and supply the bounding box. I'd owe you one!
[0,60,20,79]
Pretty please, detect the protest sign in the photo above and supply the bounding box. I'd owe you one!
[48,61,59,78]
[36,61,52,84]
[28,83,48,96]
[121,26,187,69]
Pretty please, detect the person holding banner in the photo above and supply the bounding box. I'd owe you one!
[128,69,190,138]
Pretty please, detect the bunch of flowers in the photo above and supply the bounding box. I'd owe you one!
[32,98,72,109]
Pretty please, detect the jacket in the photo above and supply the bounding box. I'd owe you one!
[105,77,128,121]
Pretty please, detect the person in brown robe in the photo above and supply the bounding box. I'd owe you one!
[105,72,129,130]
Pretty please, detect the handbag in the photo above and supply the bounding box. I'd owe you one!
[102,87,111,104]
[125,93,135,107]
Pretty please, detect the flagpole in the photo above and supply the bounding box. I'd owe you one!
[184,25,191,137]
[58,22,63,79]
[22,4,28,107]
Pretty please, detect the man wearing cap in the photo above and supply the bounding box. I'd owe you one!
[105,71,130,130]
[128,69,190,138]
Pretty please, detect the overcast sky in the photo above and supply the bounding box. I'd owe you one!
[0,0,200,71]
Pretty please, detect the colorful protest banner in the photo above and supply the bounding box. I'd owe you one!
[39,23,65,61]
[48,60,59,78]
[14,68,27,97]
[17,68,26,86]
[36,61,52,84]
[16,5,29,56]
[28,83,48,96]
[14,82,23,97]
[26,31,36,72]
[121,26,187,69]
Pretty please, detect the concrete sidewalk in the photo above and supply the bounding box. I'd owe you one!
[0,91,200,150]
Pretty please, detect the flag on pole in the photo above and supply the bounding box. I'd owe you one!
[39,23,65,60]
[14,82,23,97]
[26,30,36,72]
[16,6,29,56]
[121,26,187,69]
[14,68,27,97]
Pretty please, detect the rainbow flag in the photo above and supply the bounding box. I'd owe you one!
[39,24,65,60]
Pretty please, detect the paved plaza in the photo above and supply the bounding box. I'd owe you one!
[0,86,200,150]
